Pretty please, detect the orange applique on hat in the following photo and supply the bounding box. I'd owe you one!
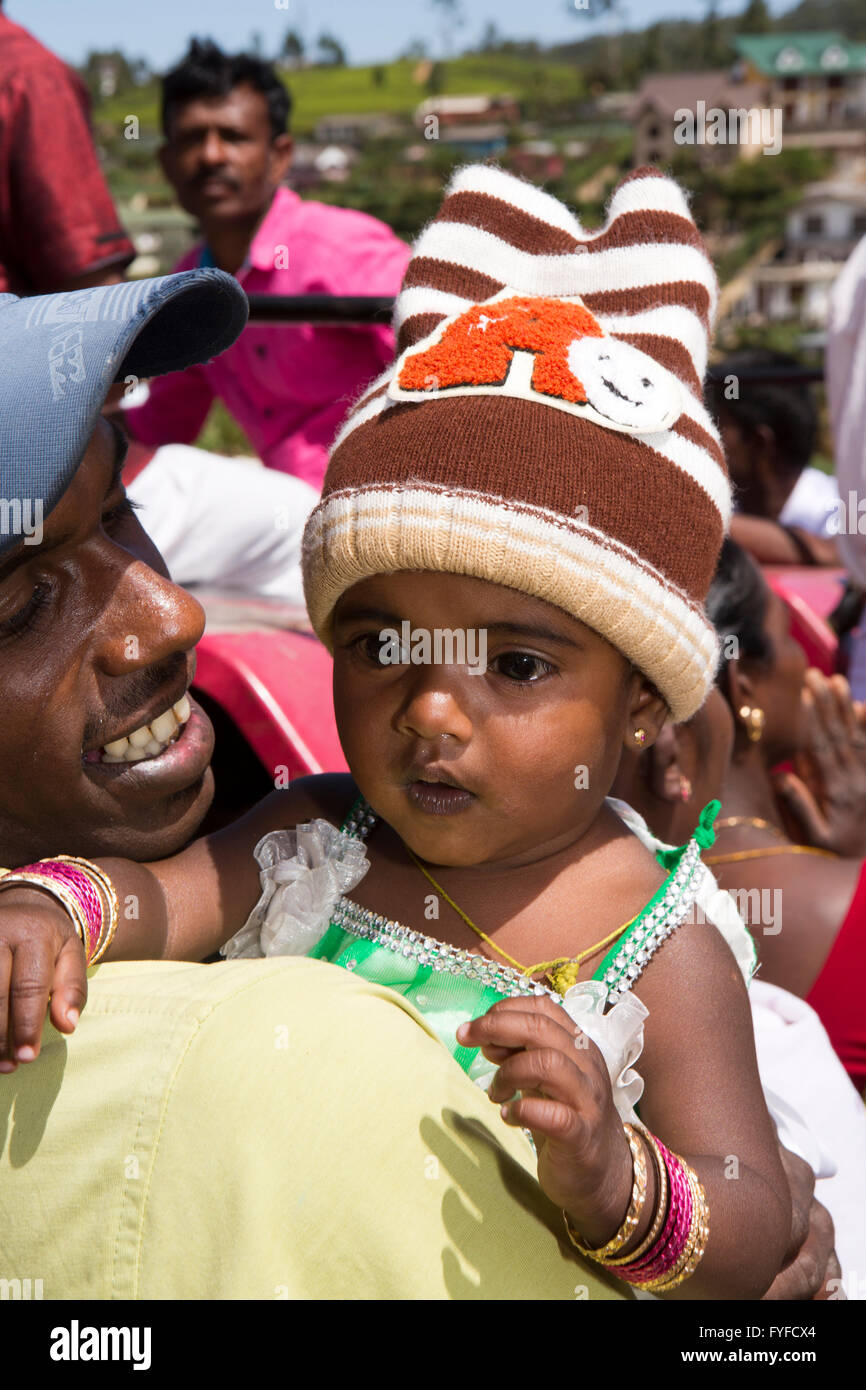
[388,288,684,436]
[396,294,604,404]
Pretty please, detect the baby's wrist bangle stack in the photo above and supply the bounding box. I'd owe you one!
[0,856,119,966]
[563,1123,709,1294]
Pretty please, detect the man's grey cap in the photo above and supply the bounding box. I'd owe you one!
[0,268,248,555]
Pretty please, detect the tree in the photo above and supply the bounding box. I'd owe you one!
[426,61,446,96]
[282,30,305,67]
[480,21,502,53]
[740,0,772,34]
[569,0,628,84]
[316,32,347,67]
[640,22,664,73]
[701,0,726,67]
[431,0,464,58]
[130,57,152,87]
[81,49,136,101]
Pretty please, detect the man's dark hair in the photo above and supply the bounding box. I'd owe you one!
[707,537,774,679]
[706,349,817,480]
[161,38,291,140]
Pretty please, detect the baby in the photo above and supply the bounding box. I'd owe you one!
[0,165,790,1296]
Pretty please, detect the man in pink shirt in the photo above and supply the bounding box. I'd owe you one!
[123,40,410,490]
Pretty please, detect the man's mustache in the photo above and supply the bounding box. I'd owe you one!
[84,654,189,748]
[190,169,241,191]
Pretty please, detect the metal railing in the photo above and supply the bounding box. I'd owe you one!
[245,294,827,382]
[246,294,394,324]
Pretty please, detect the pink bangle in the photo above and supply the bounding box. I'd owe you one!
[613,1139,694,1286]
[10,857,118,966]
[18,861,101,961]
[19,861,103,962]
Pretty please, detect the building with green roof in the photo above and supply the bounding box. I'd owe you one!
[734,32,866,131]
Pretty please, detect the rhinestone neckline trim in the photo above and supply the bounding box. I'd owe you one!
[331,898,559,1001]
[339,796,703,1004]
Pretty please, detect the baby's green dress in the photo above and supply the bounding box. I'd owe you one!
[222,796,755,1113]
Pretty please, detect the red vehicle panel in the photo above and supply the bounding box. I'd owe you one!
[764,567,844,676]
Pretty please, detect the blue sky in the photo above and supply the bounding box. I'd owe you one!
[7,0,796,70]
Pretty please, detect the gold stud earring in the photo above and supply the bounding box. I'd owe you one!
[633,728,647,746]
[738,705,765,743]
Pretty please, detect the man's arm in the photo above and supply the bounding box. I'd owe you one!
[730,514,839,566]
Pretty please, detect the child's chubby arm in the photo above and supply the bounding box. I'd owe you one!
[0,772,356,1070]
[459,921,792,1299]
[101,772,356,962]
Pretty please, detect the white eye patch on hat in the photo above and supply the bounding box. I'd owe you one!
[566,337,682,434]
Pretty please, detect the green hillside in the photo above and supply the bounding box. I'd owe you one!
[94,53,585,140]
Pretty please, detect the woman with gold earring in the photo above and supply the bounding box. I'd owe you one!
[698,539,866,1092]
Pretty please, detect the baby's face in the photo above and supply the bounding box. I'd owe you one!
[331,571,656,868]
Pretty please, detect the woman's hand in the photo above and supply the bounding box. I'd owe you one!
[773,669,866,857]
[0,888,87,1072]
[457,995,635,1249]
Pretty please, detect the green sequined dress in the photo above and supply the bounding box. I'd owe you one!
[222,797,755,1097]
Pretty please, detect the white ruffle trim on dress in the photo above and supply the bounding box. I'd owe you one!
[468,979,650,1121]
[221,820,370,960]
[561,980,648,1125]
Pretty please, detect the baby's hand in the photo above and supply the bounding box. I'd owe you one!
[457,996,633,1249]
[0,889,87,1072]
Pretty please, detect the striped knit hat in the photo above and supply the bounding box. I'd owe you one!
[302,164,731,720]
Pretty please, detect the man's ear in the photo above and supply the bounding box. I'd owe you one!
[625,677,668,751]
[269,133,293,184]
[157,143,174,183]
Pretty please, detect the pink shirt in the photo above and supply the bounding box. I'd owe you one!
[124,187,410,487]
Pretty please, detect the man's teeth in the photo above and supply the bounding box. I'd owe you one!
[101,696,191,763]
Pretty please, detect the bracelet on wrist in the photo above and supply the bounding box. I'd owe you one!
[563,1124,709,1295]
[563,1123,648,1260]
[0,857,119,967]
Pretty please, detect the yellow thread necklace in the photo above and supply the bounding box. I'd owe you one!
[404,845,635,984]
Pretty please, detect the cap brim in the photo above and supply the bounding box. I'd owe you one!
[0,269,248,554]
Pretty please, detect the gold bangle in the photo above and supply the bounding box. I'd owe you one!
[54,856,119,966]
[605,1126,669,1268]
[0,871,91,955]
[564,1123,648,1260]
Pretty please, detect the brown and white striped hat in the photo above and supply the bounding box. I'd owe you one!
[302,164,731,720]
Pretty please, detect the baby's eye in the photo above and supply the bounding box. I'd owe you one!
[491,651,554,683]
[352,633,398,666]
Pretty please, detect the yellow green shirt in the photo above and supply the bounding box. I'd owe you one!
[0,956,628,1301]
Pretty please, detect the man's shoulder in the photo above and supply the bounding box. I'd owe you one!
[0,17,79,87]
[281,190,405,251]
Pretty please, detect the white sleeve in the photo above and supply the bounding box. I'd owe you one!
[827,236,866,584]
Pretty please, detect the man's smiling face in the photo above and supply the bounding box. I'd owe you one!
[0,418,215,865]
